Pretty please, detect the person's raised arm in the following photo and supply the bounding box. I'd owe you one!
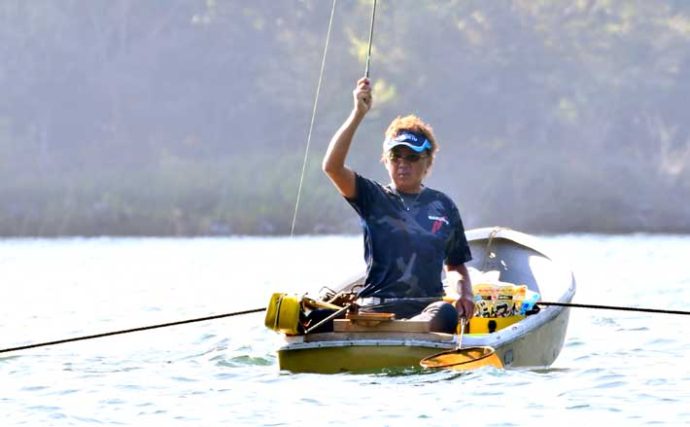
[322,78,372,199]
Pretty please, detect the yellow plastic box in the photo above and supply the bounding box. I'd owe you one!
[468,315,524,334]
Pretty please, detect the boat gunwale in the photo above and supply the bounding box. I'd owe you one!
[278,337,458,352]
[463,227,577,349]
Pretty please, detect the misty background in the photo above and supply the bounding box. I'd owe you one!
[1,0,689,237]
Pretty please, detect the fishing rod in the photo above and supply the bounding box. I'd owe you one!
[538,301,690,316]
[305,304,351,334]
[0,308,266,355]
[364,0,377,78]
[291,0,377,235]
[5,300,686,355]
[289,0,338,236]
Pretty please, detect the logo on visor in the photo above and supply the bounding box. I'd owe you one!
[384,131,432,152]
[395,132,418,142]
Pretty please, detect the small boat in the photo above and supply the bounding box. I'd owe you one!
[267,227,576,373]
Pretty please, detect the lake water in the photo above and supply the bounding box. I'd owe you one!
[2,233,690,426]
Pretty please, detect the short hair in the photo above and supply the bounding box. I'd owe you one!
[383,114,439,157]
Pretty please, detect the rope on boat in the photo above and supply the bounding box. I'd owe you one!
[0,308,266,354]
[289,0,338,237]
[481,226,504,272]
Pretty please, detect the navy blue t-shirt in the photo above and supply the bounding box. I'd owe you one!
[347,173,472,299]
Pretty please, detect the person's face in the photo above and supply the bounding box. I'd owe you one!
[383,146,431,192]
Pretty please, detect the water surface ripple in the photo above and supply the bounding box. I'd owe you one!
[2,235,689,425]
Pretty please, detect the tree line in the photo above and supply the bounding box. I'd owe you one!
[1,0,689,236]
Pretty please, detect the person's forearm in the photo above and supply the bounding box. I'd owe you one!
[448,264,474,318]
[447,264,472,298]
[322,109,365,175]
[323,78,370,198]
[458,264,472,297]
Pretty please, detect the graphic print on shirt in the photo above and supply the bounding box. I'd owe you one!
[346,173,472,299]
[394,252,421,295]
[426,200,449,235]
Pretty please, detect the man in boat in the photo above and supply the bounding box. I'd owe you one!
[321,77,474,333]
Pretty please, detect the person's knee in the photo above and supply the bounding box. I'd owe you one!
[424,302,458,333]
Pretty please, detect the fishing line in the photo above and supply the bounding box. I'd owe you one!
[289,0,378,235]
[0,308,266,354]
[539,301,690,316]
[289,0,338,237]
[2,0,382,356]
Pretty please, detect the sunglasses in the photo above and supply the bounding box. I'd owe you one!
[386,151,428,163]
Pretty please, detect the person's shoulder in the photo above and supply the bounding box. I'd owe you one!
[351,172,390,199]
[354,172,386,190]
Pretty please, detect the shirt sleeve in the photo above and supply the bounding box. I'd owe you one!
[345,173,378,218]
[445,202,473,266]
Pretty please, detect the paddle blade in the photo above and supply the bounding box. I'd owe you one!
[420,346,503,371]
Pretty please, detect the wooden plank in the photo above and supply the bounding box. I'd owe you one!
[333,319,431,333]
[346,312,396,321]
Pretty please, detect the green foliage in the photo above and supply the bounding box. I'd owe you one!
[1,0,690,235]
